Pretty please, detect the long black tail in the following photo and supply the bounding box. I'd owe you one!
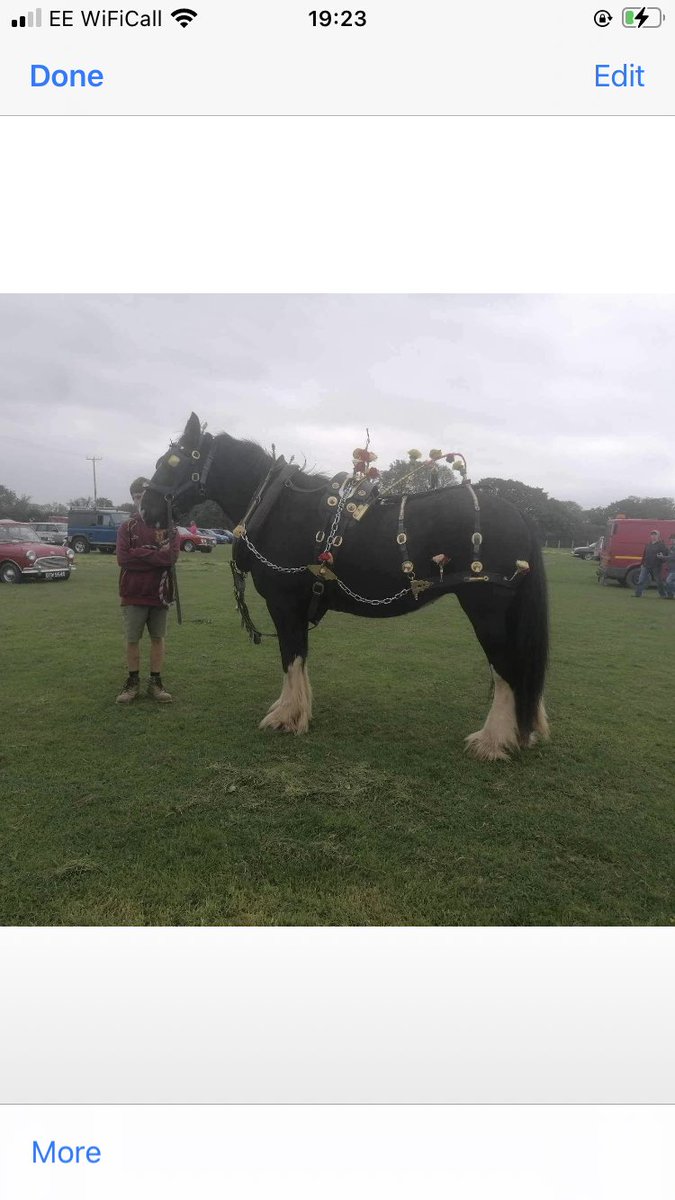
[507,529,549,742]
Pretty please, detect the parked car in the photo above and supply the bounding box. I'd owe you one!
[598,517,675,587]
[67,507,129,554]
[571,541,598,560]
[176,526,215,553]
[209,528,235,543]
[0,520,76,583]
[32,521,68,545]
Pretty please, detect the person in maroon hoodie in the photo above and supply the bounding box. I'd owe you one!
[115,477,181,704]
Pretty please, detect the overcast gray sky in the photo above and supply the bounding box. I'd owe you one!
[1,294,673,508]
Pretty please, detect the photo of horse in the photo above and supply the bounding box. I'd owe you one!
[1,294,673,926]
[143,413,549,760]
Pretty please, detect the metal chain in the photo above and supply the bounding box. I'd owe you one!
[324,491,347,552]
[240,533,308,574]
[240,531,414,605]
[334,579,412,606]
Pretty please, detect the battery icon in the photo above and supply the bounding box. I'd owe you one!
[622,6,663,25]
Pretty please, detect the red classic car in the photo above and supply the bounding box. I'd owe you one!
[176,526,216,553]
[0,520,76,583]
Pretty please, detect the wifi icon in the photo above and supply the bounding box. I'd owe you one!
[171,7,197,26]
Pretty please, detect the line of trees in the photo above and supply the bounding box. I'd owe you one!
[0,486,121,521]
[0,483,233,529]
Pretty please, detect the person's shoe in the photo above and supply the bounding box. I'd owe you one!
[116,676,140,704]
[147,677,173,703]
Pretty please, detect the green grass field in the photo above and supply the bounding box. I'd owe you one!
[1,549,673,926]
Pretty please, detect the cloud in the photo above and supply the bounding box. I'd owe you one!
[0,294,673,507]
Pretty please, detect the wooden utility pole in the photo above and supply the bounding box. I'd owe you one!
[86,455,103,507]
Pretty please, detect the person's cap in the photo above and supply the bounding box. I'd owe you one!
[130,476,150,497]
[650,530,660,536]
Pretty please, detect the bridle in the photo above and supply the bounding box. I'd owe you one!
[142,432,218,625]
[143,433,217,518]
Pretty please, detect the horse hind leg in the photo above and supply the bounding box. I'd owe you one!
[531,698,550,743]
[458,589,537,761]
[464,669,520,761]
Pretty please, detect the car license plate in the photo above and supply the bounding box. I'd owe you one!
[45,570,67,580]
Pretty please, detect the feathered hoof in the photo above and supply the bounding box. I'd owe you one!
[521,707,551,748]
[534,701,551,740]
[259,708,310,735]
[464,729,515,762]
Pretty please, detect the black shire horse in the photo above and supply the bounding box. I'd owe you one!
[143,414,549,760]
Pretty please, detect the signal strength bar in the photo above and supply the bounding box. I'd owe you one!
[11,7,42,26]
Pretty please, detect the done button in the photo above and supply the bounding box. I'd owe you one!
[31,64,104,87]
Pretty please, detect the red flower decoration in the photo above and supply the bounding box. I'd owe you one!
[367,467,380,480]
[318,551,334,564]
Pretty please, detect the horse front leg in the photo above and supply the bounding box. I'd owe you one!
[259,599,312,735]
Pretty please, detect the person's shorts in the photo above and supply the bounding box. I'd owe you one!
[122,605,169,642]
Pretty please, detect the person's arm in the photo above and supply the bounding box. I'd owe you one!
[156,527,181,563]
[117,522,177,569]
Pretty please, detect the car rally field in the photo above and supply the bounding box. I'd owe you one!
[1,548,673,926]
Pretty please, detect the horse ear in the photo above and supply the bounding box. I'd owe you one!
[181,412,201,449]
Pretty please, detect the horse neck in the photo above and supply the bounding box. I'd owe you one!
[207,435,272,522]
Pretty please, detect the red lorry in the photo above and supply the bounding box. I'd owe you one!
[598,516,675,588]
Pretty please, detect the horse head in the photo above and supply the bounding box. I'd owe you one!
[142,412,214,527]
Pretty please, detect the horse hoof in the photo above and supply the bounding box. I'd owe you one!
[259,710,310,735]
[464,730,513,762]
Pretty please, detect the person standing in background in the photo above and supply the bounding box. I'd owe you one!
[633,530,668,597]
[115,476,180,703]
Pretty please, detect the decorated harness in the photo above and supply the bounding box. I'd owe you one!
[231,442,531,643]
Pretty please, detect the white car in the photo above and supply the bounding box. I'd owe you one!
[32,522,68,545]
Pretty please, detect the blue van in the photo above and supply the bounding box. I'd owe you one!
[67,508,128,554]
